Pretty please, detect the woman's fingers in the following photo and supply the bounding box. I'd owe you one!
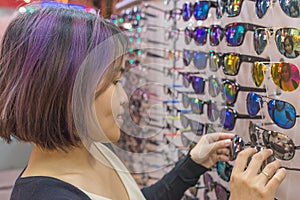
[259,159,281,183]
[232,147,257,174]
[246,149,273,177]
[267,168,287,191]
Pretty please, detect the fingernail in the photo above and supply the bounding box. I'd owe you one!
[268,149,273,154]
[224,139,231,145]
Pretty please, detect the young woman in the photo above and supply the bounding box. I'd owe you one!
[0,2,286,200]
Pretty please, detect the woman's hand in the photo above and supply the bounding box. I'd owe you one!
[189,132,235,168]
[229,148,287,200]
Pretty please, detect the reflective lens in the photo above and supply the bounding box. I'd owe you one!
[270,62,300,92]
[220,108,237,131]
[183,49,192,66]
[279,0,300,18]
[209,51,221,72]
[215,183,230,200]
[252,62,266,87]
[193,27,208,45]
[225,24,245,46]
[246,92,262,117]
[184,27,193,44]
[190,98,205,114]
[230,135,245,161]
[275,28,300,59]
[253,28,269,55]
[182,2,192,21]
[194,1,210,20]
[255,0,270,18]
[209,25,224,46]
[216,161,232,182]
[223,54,240,76]
[222,80,239,105]
[208,76,221,98]
[268,99,297,129]
[192,76,205,94]
[193,51,208,69]
[227,0,243,16]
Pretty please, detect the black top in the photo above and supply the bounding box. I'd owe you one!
[10,154,208,200]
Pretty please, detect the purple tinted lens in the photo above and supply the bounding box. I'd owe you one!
[220,108,236,131]
[193,27,208,45]
[215,184,229,200]
[225,24,245,46]
[210,25,223,46]
[183,49,192,66]
[182,2,192,21]
[194,1,210,20]
[184,27,193,44]
[203,173,213,188]
[192,76,205,94]
[193,51,207,69]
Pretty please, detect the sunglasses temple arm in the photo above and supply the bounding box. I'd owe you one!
[281,166,300,171]
[240,86,267,93]
[143,3,166,13]
[237,114,263,119]
[246,23,267,32]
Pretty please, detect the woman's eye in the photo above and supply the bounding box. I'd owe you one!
[113,79,122,85]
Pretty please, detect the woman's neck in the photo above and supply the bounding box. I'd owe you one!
[23,144,97,177]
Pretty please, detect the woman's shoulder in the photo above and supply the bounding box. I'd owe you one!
[10,176,91,200]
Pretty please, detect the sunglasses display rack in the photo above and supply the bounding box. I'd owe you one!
[111,0,300,199]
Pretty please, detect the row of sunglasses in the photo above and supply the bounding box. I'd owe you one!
[161,0,300,19]
[163,91,299,130]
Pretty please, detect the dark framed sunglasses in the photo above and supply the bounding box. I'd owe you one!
[184,25,224,46]
[220,107,263,131]
[209,51,270,76]
[222,79,266,105]
[203,173,230,200]
[183,49,209,69]
[253,27,300,59]
[180,114,218,136]
[182,94,221,122]
[253,0,300,18]
[182,75,206,94]
[182,1,220,21]
[225,22,265,46]
[249,122,300,160]
[216,161,233,182]
[246,92,300,129]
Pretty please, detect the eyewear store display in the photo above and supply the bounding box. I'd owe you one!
[113,0,300,200]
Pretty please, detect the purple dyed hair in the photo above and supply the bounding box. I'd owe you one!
[0,6,127,150]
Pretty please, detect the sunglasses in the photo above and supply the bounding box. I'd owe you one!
[180,114,217,135]
[203,173,230,200]
[252,62,300,92]
[184,25,224,46]
[183,49,209,69]
[254,0,300,18]
[249,122,300,161]
[216,161,233,182]
[143,4,183,21]
[225,22,266,46]
[222,79,266,105]
[182,1,220,21]
[182,75,206,94]
[253,27,300,59]
[209,51,270,76]
[220,107,263,131]
[246,92,300,129]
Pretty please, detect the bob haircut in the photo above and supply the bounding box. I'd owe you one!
[0,4,127,150]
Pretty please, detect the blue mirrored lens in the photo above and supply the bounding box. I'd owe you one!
[253,29,268,55]
[193,51,207,69]
[182,2,192,21]
[268,99,296,129]
[194,1,209,20]
[193,27,208,45]
[256,0,270,18]
[192,76,205,94]
[210,25,223,46]
[216,161,232,182]
[279,0,300,18]
[226,25,245,46]
[246,92,262,117]
[220,108,235,130]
